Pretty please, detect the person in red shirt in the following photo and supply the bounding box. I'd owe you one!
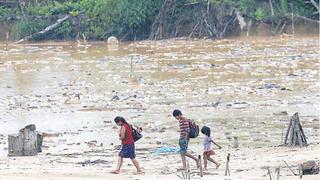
[173,109,199,170]
[111,116,143,174]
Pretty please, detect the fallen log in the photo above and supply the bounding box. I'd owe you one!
[301,160,319,175]
[15,15,71,43]
[283,160,319,177]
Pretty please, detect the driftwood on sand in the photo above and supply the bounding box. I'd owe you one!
[284,160,319,177]
[283,112,307,147]
[267,166,281,180]
[8,124,43,156]
[15,15,71,44]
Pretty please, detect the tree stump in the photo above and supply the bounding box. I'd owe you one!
[283,112,307,147]
[8,124,43,156]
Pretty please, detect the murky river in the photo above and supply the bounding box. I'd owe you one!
[0,37,319,156]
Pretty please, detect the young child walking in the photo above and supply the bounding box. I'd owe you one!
[201,126,222,171]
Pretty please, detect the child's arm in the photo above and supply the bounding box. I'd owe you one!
[119,126,126,140]
[211,140,222,149]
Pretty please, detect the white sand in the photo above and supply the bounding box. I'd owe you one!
[0,143,319,179]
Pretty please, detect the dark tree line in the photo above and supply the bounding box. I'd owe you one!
[0,0,319,41]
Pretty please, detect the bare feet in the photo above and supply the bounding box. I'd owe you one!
[177,167,187,171]
[216,163,220,169]
[134,171,144,175]
[196,159,201,169]
[110,170,120,174]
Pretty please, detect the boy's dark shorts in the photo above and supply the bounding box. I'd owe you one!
[119,144,136,159]
[179,138,189,154]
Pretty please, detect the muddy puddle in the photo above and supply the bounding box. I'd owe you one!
[0,37,319,158]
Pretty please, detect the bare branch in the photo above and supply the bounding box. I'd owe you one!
[15,15,71,43]
[286,13,320,24]
[308,0,319,12]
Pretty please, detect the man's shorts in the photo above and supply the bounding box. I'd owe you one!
[179,138,189,154]
[119,144,136,159]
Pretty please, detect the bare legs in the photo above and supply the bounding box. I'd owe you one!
[180,153,187,169]
[203,153,220,170]
[111,156,142,174]
[131,158,143,173]
[180,153,199,170]
[203,154,208,170]
[111,156,123,174]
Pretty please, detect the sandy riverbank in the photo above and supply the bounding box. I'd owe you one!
[0,37,319,179]
[0,143,319,179]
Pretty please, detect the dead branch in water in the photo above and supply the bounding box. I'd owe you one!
[285,13,320,24]
[15,15,71,43]
[149,0,176,40]
[272,20,282,35]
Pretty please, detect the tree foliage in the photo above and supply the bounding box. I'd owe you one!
[0,0,318,41]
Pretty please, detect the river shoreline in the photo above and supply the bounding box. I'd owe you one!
[0,37,319,179]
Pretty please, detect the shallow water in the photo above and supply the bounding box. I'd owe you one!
[0,37,319,155]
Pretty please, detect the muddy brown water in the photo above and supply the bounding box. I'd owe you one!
[0,37,319,156]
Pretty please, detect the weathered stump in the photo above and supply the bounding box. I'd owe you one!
[283,112,307,147]
[8,124,43,156]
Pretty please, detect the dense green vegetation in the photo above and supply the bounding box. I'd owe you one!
[0,0,318,41]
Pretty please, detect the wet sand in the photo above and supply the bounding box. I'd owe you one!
[0,37,319,179]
